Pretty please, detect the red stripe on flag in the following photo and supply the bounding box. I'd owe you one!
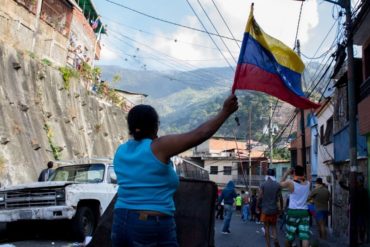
[232,64,320,109]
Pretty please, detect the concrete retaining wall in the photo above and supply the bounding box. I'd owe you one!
[0,42,128,186]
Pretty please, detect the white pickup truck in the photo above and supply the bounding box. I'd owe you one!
[0,161,118,240]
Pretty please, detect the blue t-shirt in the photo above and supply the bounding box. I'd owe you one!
[113,138,179,216]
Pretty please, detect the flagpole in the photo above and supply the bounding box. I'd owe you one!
[296,40,307,175]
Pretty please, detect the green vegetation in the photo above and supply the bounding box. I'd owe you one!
[159,92,274,142]
[0,155,5,177]
[41,58,52,66]
[267,147,291,160]
[27,51,36,59]
[0,155,5,168]
[112,73,122,84]
[59,66,78,90]
[44,124,60,160]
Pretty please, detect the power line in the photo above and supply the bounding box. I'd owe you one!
[104,0,242,42]
[102,15,240,53]
[111,31,230,82]
[184,0,235,72]
[196,0,237,63]
[293,1,304,50]
[210,0,240,49]
[105,39,219,88]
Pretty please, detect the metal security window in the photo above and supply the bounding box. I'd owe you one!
[223,166,232,175]
[210,166,218,175]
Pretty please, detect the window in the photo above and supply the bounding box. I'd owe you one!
[210,166,218,175]
[320,125,324,144]
[51,164,105,183]
[323,117,333,145]
[223,166,232,175]
[107,166,117,184]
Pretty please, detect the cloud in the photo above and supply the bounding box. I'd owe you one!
[100,45,120,61]
[98,0,320,70]
[145,0,319,70]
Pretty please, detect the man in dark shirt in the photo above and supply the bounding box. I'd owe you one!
[38,161,54,182]
[218,180,237,234]
[259,169,283,247]
[308,177,330,239]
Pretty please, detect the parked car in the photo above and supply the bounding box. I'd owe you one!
[0,160,117,240]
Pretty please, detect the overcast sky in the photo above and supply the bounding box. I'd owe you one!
[93,0,360,71]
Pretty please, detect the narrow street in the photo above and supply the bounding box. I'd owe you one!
[214,212,284,247]
[214,211,348,247]
[0,212,363,247]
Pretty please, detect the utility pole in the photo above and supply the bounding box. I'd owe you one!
[342,0,358,246]
[294,0,357,245]
[248,107,252,194]
[269,101,273,167]
[296,40,307,173]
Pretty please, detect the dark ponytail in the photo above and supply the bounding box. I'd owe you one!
[127,105,159,140]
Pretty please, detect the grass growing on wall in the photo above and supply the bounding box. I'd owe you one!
[0,155,6,177]
[59,66,79,90]
[41,58,52,66]
[44,124,60,160]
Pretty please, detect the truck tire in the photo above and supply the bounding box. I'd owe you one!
[71,206,96,241]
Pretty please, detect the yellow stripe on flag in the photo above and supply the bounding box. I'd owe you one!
[245,7,304,74]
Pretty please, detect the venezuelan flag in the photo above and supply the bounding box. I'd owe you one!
[232,6,320,109]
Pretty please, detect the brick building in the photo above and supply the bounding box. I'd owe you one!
[0,0,104,66]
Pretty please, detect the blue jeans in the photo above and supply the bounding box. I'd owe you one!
[111,208,179,247]
[242,204,250,221]
[222,204,234,232]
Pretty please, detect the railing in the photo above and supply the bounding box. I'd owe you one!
[232,175,265,187]
[173,157,209,181]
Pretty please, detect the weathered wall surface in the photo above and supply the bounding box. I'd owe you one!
[0,42,128,186]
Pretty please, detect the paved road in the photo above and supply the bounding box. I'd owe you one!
[215,212,286,247]
[0,212,361,247]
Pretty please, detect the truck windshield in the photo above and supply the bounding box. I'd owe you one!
[50,163,105,183]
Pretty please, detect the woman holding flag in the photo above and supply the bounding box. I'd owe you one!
[111,94,238,247]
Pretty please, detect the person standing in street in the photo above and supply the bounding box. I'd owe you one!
[259,169,283,247]
[280,166,310,247]
[235,193,242,214]
[250,191,258,222]
[241,190,250,222]
[38,161,54,182]
[218,180,237,234]
[308,177,330,240]
[112,95,238,246]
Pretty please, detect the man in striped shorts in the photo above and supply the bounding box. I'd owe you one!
[280,166,310,247]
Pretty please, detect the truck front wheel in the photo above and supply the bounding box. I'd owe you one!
[71,206,96,241]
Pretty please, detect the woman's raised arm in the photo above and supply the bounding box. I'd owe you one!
[152,94,238,164]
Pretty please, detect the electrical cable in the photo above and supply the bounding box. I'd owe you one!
[184,0,235,72]
[102,15,240,53]
[210,0,240,49]
[196,0,237,63]
[105,36,225,86]
[104,0,242,42]
[110,32,231,83]
[293,1,304,50]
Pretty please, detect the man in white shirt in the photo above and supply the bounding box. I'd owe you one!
[280,166,310,247]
